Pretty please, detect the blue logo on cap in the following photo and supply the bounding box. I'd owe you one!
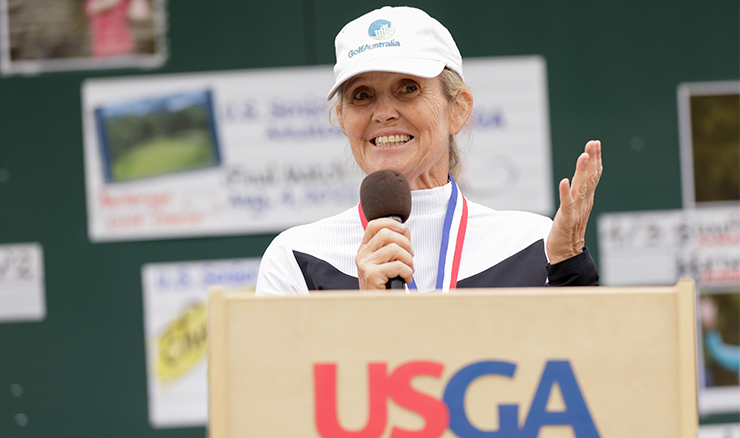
[368,19,396,40]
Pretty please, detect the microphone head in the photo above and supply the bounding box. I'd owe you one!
[360,170,412,223]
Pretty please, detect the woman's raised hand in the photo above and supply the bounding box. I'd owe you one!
[356,218,414,290]
[546,140,603,265]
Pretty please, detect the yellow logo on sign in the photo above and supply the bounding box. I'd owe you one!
[156,303,208,383]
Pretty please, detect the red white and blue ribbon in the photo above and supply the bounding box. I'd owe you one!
[358,175,468,293]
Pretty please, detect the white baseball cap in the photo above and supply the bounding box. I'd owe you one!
[326,6,464,100]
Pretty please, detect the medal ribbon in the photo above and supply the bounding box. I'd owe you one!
[358,175,468,292]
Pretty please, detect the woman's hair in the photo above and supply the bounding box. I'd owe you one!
[329,67,469,179]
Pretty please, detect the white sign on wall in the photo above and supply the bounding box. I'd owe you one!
[141,257,261,428]
[699,424,740,438]
[83,57,553,242]
[0,243,45,322]
[598,206,739,289]
[460,56,553,215]
[598,205,740,415]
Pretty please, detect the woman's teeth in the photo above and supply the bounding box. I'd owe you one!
[374,134,411,147]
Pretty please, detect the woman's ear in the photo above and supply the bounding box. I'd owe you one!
[449,88,473,135]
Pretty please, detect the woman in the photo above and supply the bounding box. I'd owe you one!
[255,6,602,294]
[85,0,150,58]
[700,297,740,385]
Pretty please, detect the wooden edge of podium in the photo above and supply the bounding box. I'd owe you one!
[210,281,693,302]
[207,286,226,438]
[676,278,699,436]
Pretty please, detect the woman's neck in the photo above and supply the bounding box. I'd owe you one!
[407,170,450,191]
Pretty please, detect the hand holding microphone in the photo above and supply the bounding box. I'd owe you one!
[357,170,413,290]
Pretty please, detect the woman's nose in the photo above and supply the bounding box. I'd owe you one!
[372,96,399,123]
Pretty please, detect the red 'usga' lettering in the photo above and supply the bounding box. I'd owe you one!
[314,361,449,438]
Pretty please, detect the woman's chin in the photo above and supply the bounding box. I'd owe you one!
[364,149,416,170]
[365,161,412,176]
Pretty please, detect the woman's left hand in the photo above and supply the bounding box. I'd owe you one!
[546,140,603,265]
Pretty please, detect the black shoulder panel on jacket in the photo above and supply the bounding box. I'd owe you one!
[457,240,548,288]
[293,251,360,291]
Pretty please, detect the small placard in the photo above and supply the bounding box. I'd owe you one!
[141,257,260,428]
[0,243,46,322]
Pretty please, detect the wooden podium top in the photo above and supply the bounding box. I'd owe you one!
[208,280,697,438]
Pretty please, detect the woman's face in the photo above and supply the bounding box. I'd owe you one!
[336,71,470,190]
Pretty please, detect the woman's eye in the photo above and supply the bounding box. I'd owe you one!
[353,91,371,100]
[401,84,418,93]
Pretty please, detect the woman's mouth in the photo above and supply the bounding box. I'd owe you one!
[372,134,413,147]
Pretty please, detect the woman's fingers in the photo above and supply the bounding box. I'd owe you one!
[357,218,414,290]
[583,140,603,197]
[361,219,413,255]
[358,239,414,271]
[549,177,583,264]
[558,177,573,210]
[568,141,602,217]
[361,259,415,289]
[547,140,603,265]
[570,152,589,198]
[589,140,603,179]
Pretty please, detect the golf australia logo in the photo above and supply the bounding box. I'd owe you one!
[368,19,395,40]
[348,19,401,58]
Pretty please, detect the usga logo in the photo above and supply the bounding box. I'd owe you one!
[314,359,600,438]
[368,19,396,40]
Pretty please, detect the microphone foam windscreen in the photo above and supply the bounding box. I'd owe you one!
[360,170,412,223]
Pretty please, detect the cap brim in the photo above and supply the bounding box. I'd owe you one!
[326,57,446,100]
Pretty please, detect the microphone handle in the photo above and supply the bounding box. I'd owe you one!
[384,215,406,290]
[386,277,406,290]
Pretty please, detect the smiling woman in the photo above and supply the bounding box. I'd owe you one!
[255,6,602,294]
[335,71,471,191]
[332,68,469,181]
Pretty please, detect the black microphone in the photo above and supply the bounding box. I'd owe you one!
[359,170,412,290]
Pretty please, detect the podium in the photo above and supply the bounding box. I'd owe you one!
[208,280,697,438]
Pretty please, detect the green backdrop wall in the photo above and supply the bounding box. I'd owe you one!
[0,0,737,436]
